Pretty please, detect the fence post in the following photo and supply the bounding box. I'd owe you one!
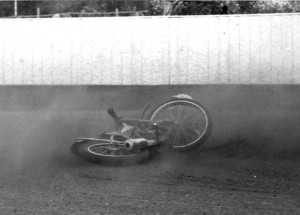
[115,8,119,16]
[14,0,18,17]
[37,7,40,18]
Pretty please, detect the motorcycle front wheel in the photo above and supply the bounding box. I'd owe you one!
[148,98,212,151]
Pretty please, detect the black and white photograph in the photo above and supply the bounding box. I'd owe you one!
[0,0,299,214]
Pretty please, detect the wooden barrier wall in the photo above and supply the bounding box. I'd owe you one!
[0,14,300,85]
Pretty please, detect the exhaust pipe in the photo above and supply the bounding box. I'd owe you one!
[125,138,158,150]
[125,138,148,150]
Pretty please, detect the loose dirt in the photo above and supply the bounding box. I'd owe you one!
[0,111,299,214]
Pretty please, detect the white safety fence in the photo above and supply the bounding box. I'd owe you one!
[0,14,300,85]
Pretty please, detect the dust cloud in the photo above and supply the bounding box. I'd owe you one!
[0,85,299,177]
[0,85,299,215]
[0,86,96,175]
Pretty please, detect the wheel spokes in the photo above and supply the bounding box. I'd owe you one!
[168,105,189,123]
[88,142,143,157]
[151,101,209,148]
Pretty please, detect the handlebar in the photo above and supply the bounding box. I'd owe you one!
[107,108,121,120]
[107,108,123,127]
[107,108,154,128]
[106,108,178,144]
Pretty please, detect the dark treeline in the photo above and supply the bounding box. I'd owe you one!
[0,0,149,17]
[166,0,300,15]
[1,0,300,17]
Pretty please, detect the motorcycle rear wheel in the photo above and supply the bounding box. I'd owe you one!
[71,139,149,164]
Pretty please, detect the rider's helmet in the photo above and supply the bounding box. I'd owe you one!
[172,94,193,99]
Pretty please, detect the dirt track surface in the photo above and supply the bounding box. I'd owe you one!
[0,85,300,214]
[0,111,299,214]
[1,152,300,215]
